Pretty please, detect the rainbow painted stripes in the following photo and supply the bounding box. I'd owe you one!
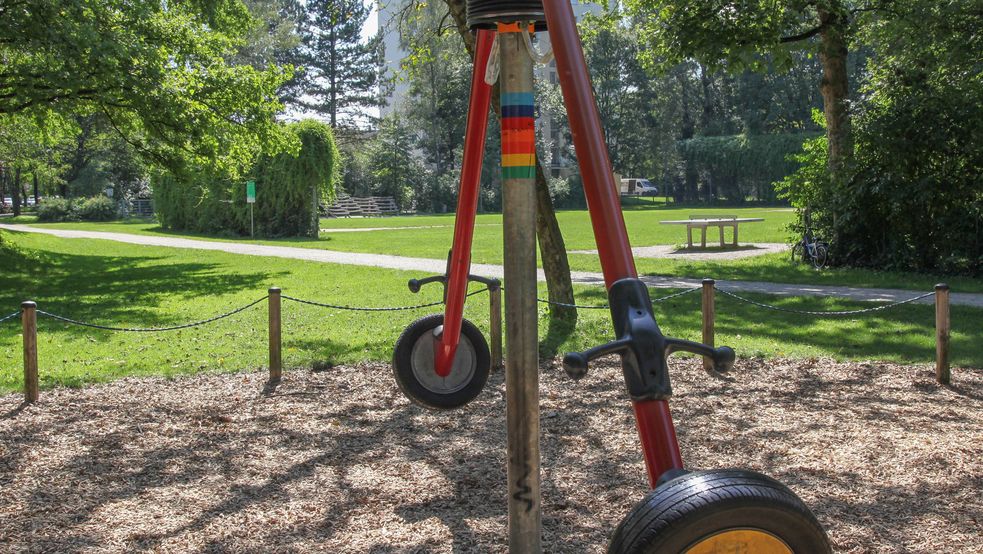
[500,92,536,180]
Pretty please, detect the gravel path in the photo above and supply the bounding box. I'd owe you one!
[571,243,789,260]
[1,358,979,552]
[3,224,980,308]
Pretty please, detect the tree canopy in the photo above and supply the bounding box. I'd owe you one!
[1,0,291,176]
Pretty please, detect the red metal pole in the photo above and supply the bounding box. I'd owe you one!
[542,0,682,486]
[435,29,496,377]
[633,401,684,487]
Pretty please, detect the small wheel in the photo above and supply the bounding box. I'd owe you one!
[392,314,490,410]
[812,244,829,269]
[790,242,804,264]
[608,469,831,554]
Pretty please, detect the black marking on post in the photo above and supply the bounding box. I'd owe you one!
[511,461,535,513]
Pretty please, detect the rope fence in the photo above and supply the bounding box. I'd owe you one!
[1,279,954,403]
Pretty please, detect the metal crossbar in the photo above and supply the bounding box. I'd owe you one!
[36,296,269,332]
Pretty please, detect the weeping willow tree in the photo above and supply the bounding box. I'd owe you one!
[677,132,817,203]
[155,120,339,237]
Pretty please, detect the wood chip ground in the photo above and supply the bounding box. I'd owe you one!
[1,358,980,552]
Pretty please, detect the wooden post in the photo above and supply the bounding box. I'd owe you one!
[935,283,950,384]
[269,287,282,381]
[500,29,542,553]
[489,283,503,371]
[22,301,38,403]
[701,279,715,371]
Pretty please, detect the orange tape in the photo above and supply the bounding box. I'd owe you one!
[496,22,536,33]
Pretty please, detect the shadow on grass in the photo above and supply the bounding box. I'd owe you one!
[556,289,983,367]
[0,230,285,326]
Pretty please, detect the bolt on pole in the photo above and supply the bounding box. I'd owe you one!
[499,26,542,553]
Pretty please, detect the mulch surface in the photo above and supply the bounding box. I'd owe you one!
[1,358,980,553]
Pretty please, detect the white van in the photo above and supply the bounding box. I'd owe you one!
[619,178,658,196]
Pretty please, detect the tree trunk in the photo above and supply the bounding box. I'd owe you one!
[534,163,576,322]
[818,8,853,180]
[444,0,577,325]
[0,164,6,214]
[12,167,22,216]
[32,172,39,205]
[676,71,698,202]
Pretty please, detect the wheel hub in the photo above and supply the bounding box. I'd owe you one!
[684,529,793,554]
[410,325,478,394]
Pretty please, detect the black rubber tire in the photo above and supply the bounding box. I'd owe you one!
[608,469,832,554]
[812,244,829,269]
[392,314,490,410]
[790,242,804,264]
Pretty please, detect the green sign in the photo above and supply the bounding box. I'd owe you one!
[246,180,256,204]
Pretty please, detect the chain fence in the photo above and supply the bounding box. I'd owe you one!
[714,287,936,317]
[4,279,954,401]
[536,286,702,310]
[281,288,489,312]
[33,296,271,332]
[0,311,20,324]
[2,288,492,334]
[1,285,939,330]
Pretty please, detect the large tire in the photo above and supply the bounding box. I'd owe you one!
[392,314,490,410]
[608,469,831,554]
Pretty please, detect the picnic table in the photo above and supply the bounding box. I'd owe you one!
[659,214,765,248]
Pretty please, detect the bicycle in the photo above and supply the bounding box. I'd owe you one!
[791,229,829,269]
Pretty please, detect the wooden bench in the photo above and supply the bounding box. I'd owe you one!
[325,195,361,217]
[372,196,399,216]
[659,214,764,248]
[325,195,400,217]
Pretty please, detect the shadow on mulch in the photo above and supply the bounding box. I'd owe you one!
[0,358,980,552]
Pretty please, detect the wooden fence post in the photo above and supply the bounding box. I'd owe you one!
[489,283,503,371]
[935,283,950,385]
[22,301,38,403]
[269,287,282,381]
[702,279,715,371]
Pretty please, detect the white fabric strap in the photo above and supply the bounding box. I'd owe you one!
[521,30,554,65]
[484,34,501,85]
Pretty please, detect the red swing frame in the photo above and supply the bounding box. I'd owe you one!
[436,2,683,488]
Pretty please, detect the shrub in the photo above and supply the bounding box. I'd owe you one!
[76,196,116,221]
[780,1,983,276]
[37,198,76,222]
[154,119,338,238]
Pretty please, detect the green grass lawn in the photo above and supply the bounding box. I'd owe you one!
[1,230,979,394]
[6,206,982,293]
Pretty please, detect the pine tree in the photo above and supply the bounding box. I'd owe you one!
[298,0,384,128]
